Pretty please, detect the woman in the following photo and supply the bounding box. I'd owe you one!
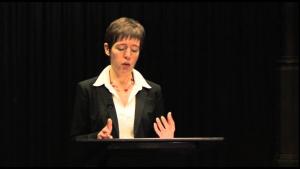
[70,17,175,140]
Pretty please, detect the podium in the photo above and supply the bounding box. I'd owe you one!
[69,137,225,166]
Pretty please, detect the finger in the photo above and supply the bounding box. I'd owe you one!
[98,131,108,139]
[107,118,113,131]
[156,117,165,131]
[99,130,113,139]
[167,112,175,131]
[153,122,161,137]
[160,116,169,129]
[97,132,102,139]
[99,132,106,138]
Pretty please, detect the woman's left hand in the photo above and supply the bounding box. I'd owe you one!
[153,112,176,138]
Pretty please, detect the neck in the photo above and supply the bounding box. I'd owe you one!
[110,67,133,85]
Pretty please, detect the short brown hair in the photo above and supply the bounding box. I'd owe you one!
[104,17,145,49]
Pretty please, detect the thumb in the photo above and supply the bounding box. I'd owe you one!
[107,118,113,131]
[167,112,175,129]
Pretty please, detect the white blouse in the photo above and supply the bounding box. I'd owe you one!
[93,65,151,138]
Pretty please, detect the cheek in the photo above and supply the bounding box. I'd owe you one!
[132,55,139,62]
[109,55,118,65]
[110,52,120,60]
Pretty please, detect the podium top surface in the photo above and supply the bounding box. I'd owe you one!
[74,137,224,150]
[76,137,224,142]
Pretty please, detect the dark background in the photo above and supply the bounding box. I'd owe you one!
[0,2,298,166]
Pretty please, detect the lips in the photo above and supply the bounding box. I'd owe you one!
[122,62,131,66]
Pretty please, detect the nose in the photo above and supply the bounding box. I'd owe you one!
[124,48,131,60]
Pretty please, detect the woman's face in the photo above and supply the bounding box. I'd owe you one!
[105,38,140,74]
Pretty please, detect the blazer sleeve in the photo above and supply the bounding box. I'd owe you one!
[154,85,166,118]
[70,82,98,141]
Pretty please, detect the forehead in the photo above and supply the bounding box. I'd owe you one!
[114,37,140,46]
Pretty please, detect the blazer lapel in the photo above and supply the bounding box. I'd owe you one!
[134,89,147,136]
[98,86,119,138]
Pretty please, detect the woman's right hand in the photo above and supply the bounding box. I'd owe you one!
[97,118,113,139]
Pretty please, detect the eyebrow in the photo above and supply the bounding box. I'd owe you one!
[116,43,140,48]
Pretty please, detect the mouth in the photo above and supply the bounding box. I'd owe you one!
[121,63,131,67]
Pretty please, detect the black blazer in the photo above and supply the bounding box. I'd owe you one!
[70,77,165,140]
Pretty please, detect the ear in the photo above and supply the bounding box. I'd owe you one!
[104,43,110,56]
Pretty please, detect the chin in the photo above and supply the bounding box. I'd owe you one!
[121,67,132,72]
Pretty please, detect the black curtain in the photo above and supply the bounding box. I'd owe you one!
[0,2,291,166]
